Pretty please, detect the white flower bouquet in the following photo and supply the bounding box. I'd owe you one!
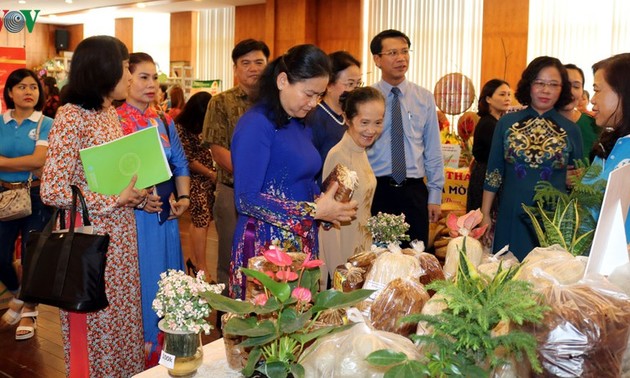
[366,212,411,246]
[152,269,225,334]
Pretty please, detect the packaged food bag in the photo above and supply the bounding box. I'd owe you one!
[515,245,587,290]
[370,272,430,336]
[322,163,358,202]
[333,263,366,292]
[359,244,419,316]
[301,308,421,378]
[442,210,487,280]
[403,241,445,288]
[526,276,630,378]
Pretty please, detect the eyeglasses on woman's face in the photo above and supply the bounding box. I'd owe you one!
[532,79,562,90]
[342,80,364,90]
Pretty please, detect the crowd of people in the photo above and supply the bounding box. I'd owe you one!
[0,27,628,377]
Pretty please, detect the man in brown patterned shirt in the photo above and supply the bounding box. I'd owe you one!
[201,39,269,290]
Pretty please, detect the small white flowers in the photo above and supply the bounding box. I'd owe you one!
[153,269,225,334]
[366,212,411,246]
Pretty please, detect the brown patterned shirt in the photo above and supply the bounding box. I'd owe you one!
[201,85,252,185]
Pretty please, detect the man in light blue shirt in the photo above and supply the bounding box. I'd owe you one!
[367,29,445,246]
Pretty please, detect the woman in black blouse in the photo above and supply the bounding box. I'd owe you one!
[466,79,511,212]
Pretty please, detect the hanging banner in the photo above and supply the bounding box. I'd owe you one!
[191,80,222,96]
[0,47,27,113]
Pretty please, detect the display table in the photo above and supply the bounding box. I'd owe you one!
[133,338,242,377]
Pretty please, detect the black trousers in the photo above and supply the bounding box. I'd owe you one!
[371,176,429,248]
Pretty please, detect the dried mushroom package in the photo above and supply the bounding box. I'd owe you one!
[322,163,358,202]
[370,276,429,336]
[359,244,420,316]
[528,279,630,378]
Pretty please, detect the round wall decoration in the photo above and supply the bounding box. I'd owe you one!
[433,73,475,115]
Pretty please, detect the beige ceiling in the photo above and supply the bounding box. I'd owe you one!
[9,0,264,25]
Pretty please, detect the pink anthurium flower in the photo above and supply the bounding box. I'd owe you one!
[276,270,298,282]
[263,247,293,267]
[253,293,268,306]
[447,209,486,239]
[291,287,312,302]
[300,253,325,269]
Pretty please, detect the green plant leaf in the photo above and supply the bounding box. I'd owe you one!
[257,361,288,378]
[385,361,427,378]
[539,203,566,249]
[239,332,280,348]
[279,308,312,334]
[242,268,291,303]
[311,289,374,312]
[256,296,282,314]
[557,199,577,250]
[572,229,595,256]
[225,317,275,337]
[242,347,261,377]
[366,349,408,366]
[298,268,322,296]
[521,204,547,246]
[290,363,305,378]
[201,291,254,314]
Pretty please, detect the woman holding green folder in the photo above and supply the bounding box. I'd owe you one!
[116,52,190,368]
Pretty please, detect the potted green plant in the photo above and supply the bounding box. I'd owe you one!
[202,247,373,378]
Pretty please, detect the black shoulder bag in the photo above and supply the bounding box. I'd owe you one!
[20,185,110,312]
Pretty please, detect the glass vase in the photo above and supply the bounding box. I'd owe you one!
[158,320,203,377]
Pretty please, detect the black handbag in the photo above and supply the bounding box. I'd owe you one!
[20,185,110,312]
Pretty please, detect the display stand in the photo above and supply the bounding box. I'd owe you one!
[585,164,630,277]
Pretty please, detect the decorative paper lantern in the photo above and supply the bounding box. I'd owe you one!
[434,73,476,115]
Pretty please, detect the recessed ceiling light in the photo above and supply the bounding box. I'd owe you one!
[18,0,26,4]
[65,0,73,4]
[137,3,146,8]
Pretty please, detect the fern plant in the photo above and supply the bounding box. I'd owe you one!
[367,243,548,377]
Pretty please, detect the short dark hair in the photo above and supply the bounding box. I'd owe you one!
[256,44,332,128]
[62,35,129,110]
[329,51,361,84]
[564,63,585,88]
[175,91,212,135]
[591,53,630,159]
[515,56,572,110]
[340,86,384,121]
[477,79,510,117]
[370,29,411,55]
[3,68,45,111]
[129,52,155,73]
[232,39,270,64]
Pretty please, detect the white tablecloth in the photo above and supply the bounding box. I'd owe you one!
[133,338,243,377]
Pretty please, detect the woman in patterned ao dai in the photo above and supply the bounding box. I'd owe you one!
[319,87,385,286]
[481,56,583,260]
[41,35,148,378]
[117,52,190,368]
[229,44,358,299]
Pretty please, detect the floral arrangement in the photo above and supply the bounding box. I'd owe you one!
[446,208,488,239]
[152,269,225,334]
[202,247,372,377]
[366,212,410,246]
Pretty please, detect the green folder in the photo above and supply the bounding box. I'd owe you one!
[79,127,172,195]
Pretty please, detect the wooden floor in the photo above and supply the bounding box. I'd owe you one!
[0,212,221,377]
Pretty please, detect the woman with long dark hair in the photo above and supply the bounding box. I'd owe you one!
[229,44,358,299]
[466,79,511,212]
[175,91,216,280]
[41,35,147,377]
[584,53,630,242]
